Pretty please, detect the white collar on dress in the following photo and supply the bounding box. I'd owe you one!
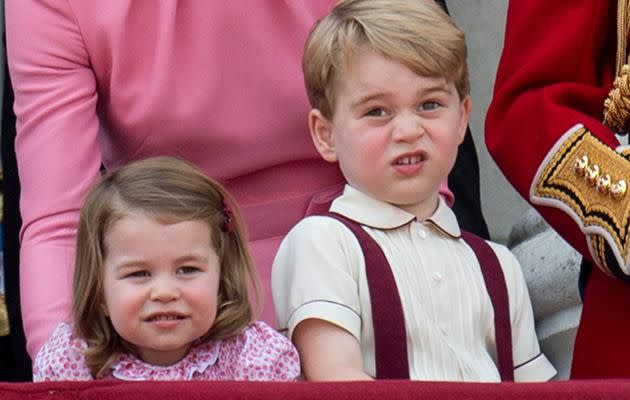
[111,340,221,381]
[329,184,461,238]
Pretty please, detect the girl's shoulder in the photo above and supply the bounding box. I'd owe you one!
[217,321,300,381]
[32,322,92,381]
[220,321,295,358]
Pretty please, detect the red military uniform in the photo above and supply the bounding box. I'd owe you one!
[486,1,630,378]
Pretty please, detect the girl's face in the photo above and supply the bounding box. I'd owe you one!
[101,213,220,366]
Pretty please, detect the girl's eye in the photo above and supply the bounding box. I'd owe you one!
[177,266,201,275]
[364,108,387,117]
[420,101,441,111]
[125,270,149,279]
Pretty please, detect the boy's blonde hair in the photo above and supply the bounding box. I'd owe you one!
[72,156,261,378]
[303,0,469,118]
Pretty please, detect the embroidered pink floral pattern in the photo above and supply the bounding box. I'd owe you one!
[33,321,300,381]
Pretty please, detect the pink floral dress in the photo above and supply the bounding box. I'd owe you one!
[33,321,300,381]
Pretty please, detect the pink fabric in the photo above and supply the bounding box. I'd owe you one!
[33,321,299,381]
[5,0,452,359]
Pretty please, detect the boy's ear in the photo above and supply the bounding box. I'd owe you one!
[309,109,338,163]
[457,96,472,144]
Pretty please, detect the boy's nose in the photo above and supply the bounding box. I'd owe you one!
[150,277,180,302]
[392,114,423,142]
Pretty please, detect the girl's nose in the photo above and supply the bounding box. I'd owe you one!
[150,277,180,302]
[392,114,423,142]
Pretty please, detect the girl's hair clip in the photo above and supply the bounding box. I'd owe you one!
[222,196,234,233]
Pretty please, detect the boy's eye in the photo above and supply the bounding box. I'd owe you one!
[364,108,387,117]
[177,266,201,275]
[420,101,441,111]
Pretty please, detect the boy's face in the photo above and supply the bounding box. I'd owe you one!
[309,49,471,219]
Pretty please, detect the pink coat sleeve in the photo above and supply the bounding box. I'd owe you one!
[6,0,103,357]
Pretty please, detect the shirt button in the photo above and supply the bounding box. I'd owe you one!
[432,272,443,282]
[417,228,427,239]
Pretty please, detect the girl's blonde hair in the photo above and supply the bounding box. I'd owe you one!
[303,0,469,118]
[72,156,261,378]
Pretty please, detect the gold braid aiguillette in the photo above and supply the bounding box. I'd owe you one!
[604,64,630,134]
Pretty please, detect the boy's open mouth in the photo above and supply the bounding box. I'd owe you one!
[393,154,424,165]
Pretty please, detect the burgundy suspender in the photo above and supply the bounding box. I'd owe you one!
[325,212,513,381]
[461,231,514,382]
[325,212,410,379]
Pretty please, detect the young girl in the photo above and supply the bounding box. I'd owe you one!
[33,156,300,381]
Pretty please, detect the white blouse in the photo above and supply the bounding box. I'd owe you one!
[272,185,556,382]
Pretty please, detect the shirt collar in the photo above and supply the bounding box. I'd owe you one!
[329,184,461,238]
[111,340,221,381]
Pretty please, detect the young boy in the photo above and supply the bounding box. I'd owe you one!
[271,0,556,382]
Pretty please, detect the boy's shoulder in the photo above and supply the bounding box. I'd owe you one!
[283,214,363,245]
[463,235,527,290]
[461,235,519,268]
[481,238,518,263]
[469,236,511,255]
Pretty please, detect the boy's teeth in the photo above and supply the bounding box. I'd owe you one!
[397,156,421,165]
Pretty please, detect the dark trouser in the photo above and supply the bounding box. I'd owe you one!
[0,54,32,382]
[449,127,490,239]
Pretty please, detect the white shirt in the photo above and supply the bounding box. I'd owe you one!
[272,185,556,382]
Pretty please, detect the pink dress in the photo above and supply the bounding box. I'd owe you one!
[33,321,299,381]
[6,0,451,358]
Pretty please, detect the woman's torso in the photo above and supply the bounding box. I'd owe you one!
[70,1,345,322]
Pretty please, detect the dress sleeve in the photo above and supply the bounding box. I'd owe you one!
[488,243,557,382]
[226,321,301,381]
[6,0,103,357]
[485,1,630,277]
[32,322,92,381]
[271,216,364,341]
